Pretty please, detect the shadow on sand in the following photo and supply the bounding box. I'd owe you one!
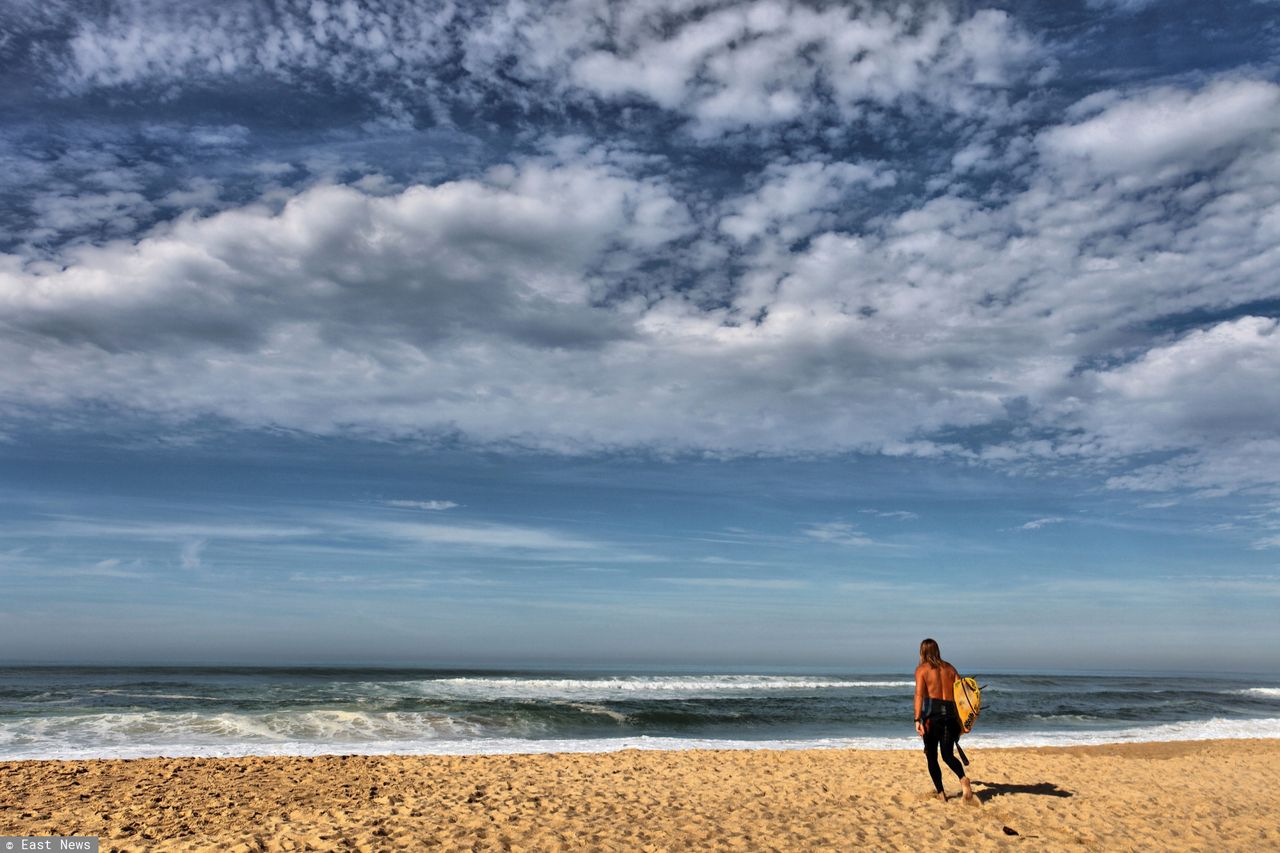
[973,780,1073,802]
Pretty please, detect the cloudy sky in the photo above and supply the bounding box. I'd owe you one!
[1,0,1278,670]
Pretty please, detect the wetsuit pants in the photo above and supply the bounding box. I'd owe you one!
[922,704,966,793]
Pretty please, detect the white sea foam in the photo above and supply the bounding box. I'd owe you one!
[559,702,631,723]
[0,709,521,760]
[971,715,1280,747]
[4,714,1278,762]
[1027,713,1103,723]
[90,690,220,701]
[377,675,912,701]
[1232,687,1280,698]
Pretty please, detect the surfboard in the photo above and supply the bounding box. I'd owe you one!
[953,676,981,734]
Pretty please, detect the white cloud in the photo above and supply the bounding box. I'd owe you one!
[802,522,876,547]
[366,520,602,552]
[30,190,154,242]
[1039,79,1280,185]
[58,0,454,106]
[43,521,318,540]
[719,160,895,243]
[1,151,1006,455]
[78,558,147,578]
[2,70,1279,500]
[51,1,1042,136]
[1090,317,1280,447]
[179,539,205,569]
[1021,517,1065,530]
[567,4,1040,135]
[1068,317,1280,493]
[384,500,459,511]
[860,509,919,521]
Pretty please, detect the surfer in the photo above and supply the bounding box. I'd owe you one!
[914,638,975,803]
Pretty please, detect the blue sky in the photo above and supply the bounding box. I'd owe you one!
[1,0,1278,670]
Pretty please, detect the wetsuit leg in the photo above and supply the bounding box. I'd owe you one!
[922,720,944,793]
[938,716,967,781]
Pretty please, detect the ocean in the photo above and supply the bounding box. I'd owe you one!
[2,666,1278,761]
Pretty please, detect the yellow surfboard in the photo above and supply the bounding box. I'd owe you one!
[953,676,981,734]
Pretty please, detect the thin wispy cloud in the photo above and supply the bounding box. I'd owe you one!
[1021,517,1066,531]
[859,510,919,521]
[383,500,459,511]
[657,577,809,590]
[802,523,877,547]
[24,558,153,580]
[364,520,600,552]
[37,521,321,540]
[179,539,205,570]
[2,508,657,565]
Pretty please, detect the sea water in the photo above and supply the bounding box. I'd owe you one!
[1,666,1277,760]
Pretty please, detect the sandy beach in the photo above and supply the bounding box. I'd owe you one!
[2,739,1277,851]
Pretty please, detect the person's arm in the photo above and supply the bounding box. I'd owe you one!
[914,665,926,737]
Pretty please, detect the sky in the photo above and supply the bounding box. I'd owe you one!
[1,0,1278,671]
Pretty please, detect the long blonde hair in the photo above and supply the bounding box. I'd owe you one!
[919,638,948,668]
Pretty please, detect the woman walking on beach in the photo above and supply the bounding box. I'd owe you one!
[914,638,976,803]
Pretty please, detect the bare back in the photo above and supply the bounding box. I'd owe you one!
[914,661,958,721]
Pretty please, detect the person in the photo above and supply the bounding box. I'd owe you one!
[914,638,976,803]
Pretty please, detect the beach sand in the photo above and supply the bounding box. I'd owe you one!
[2,739,1277,851]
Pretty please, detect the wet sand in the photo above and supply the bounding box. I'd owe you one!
[2,739,1277,851]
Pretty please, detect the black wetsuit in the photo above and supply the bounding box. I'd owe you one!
[921,697,966,793]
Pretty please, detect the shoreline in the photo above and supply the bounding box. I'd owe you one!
[3,739,1278,850]
[4,733,1279,762]
[4,724,1279,764]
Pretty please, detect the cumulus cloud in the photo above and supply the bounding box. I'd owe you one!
[3,79,1279,495]
[1081,318,1280,494]
[1087,317,1280,452]
[1039,79,1280,186]
[2,0,1278,513]
[1021,517,1065,530]
[564,3,1041,135]
[719,160,895,244]
[56,0,454,104]
[47,0,1042,135]
[30,190,153,241]
[0,150,1014,454]
[1,153,690,353]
